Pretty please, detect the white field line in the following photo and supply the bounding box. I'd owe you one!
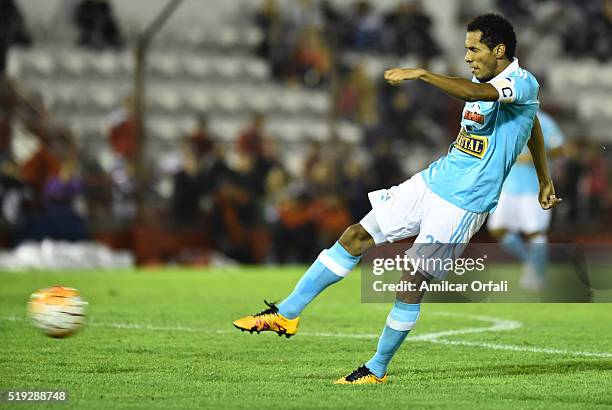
[411,312,522,341]
[4,313,612,358]
[429,339,612,358]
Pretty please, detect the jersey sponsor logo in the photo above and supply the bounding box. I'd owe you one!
[463,110,485,124]
[454,129,488,159]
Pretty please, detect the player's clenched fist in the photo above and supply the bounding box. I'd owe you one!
[538,180,563,210]
[384,68,425,85]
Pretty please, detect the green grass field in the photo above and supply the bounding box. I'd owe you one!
[1,267,612,409]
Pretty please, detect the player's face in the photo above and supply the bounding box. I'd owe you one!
[464,31,498,82]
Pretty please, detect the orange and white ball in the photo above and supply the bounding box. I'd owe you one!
[27,286,87,338]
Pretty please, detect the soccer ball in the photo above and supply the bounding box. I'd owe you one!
[27,286,88,338]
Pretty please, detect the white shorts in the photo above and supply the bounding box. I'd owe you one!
[360,173,487,279]
[487,191,551,234]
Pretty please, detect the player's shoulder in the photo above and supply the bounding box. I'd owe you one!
[508,65,539,88]
[504,64,539,103]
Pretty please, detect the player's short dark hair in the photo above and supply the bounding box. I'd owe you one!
[467,13,516,59]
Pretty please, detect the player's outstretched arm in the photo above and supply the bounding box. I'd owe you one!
[528,116,562,210]
[384,68,499,102]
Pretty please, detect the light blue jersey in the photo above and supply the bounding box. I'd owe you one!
[421,59,540,213]
[502,111,564,194]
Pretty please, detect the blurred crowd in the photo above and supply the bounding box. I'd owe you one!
[494,0,612,62]
[0,0,611,264]
[1,93,608,264]
[0,87,403,263]
[254,0,442,88]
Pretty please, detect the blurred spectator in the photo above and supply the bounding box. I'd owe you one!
[559,139,584,225]
[267,167,318,263]
[585,0,612,61]
[0,158,32,229]
[79,149,113,223]
[73,0,124,50]
[203,114,277,262]
[304,155,351,245]
[341,157,371,222]
[382,0,441,59]
[18,154,88,242]
[370,140,405,189]
[561,0,612,61]
[211,154,264,263]
[496,0,533,25]
[307,156,339,196]
[345,1,381,51]
[294,27,331,88]
[0,78,15,158]
[237,112,265,158]
[319,0,344,45]
[236,114,276,194]
[0,0,32,75]
[171,139,205,228]
[336,64,377,126]
[42,155,88,238]
[107,96,138,160]
[20,142,61,198]
[108,157,136,221]
[255,0,282,55]
[310,192,351,246]
[375,80,419,144]
[286,0,323,35]
[171,117,228,228]
[373,71,449,148]
[303,139,322,181]
[189,114,216,155]
[255,0,294,81]
[584,142,608,225]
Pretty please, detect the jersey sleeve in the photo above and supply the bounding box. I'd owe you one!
[538,114,565,149]
[490,74,538,105]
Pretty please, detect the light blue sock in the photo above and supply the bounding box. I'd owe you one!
[277,241,360,319]
[366,301,420,378]
[528,234,548,278]
[501,232,528,262]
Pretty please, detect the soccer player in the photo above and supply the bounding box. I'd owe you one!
[488,111,565,290]
[233,13,562,384]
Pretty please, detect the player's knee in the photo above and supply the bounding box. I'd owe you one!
[339,224,373,256]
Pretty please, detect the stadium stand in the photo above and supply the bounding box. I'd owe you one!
[1,0,610,265]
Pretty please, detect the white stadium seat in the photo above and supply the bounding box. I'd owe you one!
[277,90,305,114]
[29,49,56,76]
[151,87,183,112]
[216,27,240,49]
[185,90,213,112]
[211,57,242,80]
[244,87,274,112]
[91,86,118,110]
[243,58,269,81]
[182,56,214,78]
[91,53,121,77]
[305,92,329,114]
[150,118,181,140]
[216,90,242,113]
[150,54,181,77]
[61,52,88,76]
